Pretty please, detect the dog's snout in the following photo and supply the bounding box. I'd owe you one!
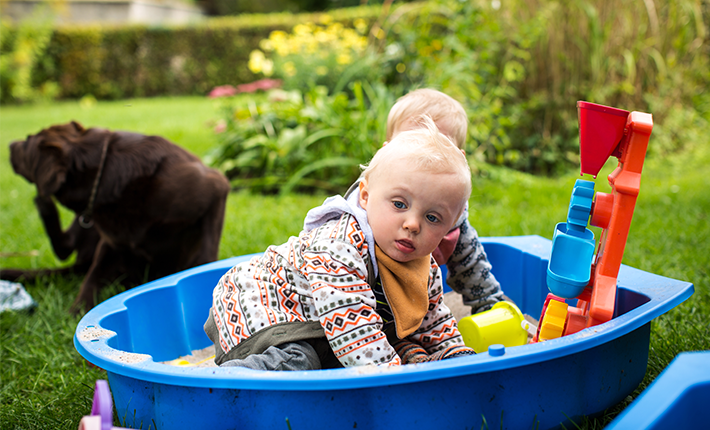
[8,139,31,179]
[9,140,20,169]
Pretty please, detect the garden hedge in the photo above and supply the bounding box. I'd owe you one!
[1,5,385,101]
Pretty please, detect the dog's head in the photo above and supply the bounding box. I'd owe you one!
[9,121,89,197]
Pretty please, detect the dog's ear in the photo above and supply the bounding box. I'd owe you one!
[35,152,68,198]
[71,121,85,133]
[34,130,73,198]
[40,135,70,152]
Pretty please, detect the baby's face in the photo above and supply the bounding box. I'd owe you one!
[359,165,466,263]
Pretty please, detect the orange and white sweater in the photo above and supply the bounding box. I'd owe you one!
[205,200,464,368]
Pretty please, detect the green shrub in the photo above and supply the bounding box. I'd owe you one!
[382,0,709,174]
[206,0,709,190]
[202,0,337,16]
[201,0,392,16]
[0,5,385,103]
[3,0,707,178]
[206,81,400,194]
[0,10,59,104]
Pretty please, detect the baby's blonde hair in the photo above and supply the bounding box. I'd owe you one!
[386,88,468,149]
[363,115,472,202]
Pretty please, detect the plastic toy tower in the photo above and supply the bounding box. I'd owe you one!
[534,101,653,342]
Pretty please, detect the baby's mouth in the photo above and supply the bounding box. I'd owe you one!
[395,239,415,253]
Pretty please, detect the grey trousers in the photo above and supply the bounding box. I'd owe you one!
[220,341,321,371]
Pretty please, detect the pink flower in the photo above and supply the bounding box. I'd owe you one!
[208,85,238,98]
[236,79,282,93]
[213,119,227,134]
[208,79,283,98]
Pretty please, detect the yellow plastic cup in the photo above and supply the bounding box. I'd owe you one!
[457,301,529,353]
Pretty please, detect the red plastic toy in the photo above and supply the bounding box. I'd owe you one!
[534,101,653,342]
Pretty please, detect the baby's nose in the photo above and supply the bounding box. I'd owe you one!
[403,217,420,233]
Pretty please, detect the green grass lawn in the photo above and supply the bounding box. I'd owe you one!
[0,97,708,429]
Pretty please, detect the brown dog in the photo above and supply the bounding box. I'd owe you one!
[2,121,231,311]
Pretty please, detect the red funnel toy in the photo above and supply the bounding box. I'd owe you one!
[534,101,653,342]
[578,101,630,177]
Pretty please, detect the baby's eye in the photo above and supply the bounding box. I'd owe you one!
[393,201,407,209]
[426,214,440,223]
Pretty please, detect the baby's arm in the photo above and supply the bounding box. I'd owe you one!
[303,241,401,367]
[446,216,505,314]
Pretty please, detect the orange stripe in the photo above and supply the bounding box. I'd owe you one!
[321,307,379,337]
[332,331,384,355]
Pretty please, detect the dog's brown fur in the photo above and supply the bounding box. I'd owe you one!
[2,121,231,311]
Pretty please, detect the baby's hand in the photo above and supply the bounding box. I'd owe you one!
[427,345,475,361]
[393,340,429,364]
[393,340,475,364]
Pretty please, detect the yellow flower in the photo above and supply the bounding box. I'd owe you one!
[294,24,312,36]
[248,50,265,74]
[315,28,330,43]
[336,53,352,65]
[283,61,296,77]
[354,18,367,34]
[270,30,287,41]
[274,41,291,57]
[327,22,344,36]
[262,59,274,77]
[341,30,367,52]
[306,40,318,55]
[253,19,369,80]
[269,31,291,56]
[259,39,274,52]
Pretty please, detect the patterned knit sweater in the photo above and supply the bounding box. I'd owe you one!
[205,212,465,368]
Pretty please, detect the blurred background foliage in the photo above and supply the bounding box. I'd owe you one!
[1,0,708,189]
[385,0,709,174]
[200,0,393,16]
[205,82,399,194]
[0,5,384,102]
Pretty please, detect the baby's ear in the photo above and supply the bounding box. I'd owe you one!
[358,180,369,209]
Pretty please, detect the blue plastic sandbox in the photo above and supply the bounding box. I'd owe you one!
[74,236,694,430]
[605,350,710,430]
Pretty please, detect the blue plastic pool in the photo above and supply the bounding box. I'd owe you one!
[605,350,710,429]
[74,235,694,430]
